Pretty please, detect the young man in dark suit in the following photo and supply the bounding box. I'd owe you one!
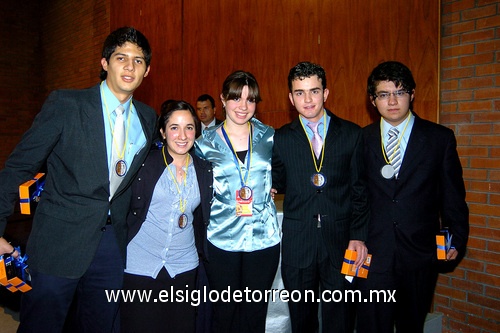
[272,61,370,333]
[0,27,157,332]
[356,61,469,333]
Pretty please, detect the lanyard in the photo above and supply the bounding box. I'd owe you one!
[299,112,326,173]
[101,82,132,160]
[380,112,411,165]
[221,122,253,188]
[162,146,189,214]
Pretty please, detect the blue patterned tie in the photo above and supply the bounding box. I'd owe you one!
[386,127,401,178]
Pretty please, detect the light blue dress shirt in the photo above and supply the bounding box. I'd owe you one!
[381,112,415,161]
[300,110,331,141]
[125,160,200,278]
[100,81,147,174]
[194,118,280,252]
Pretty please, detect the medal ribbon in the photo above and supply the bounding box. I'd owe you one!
[162,146,189,214]
[299,112,326,173]
[380,112,411,165]
[101,82,132,160]
[221,122,253,189]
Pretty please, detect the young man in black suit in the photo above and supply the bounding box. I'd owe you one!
[0,27,157,332]
[272,61,370,333]
[356,61,469,333]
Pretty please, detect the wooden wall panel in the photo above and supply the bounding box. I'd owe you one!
[182,0,439,129]
[111,0,183,112]
[109,0,438,127]
[319,0,439,126]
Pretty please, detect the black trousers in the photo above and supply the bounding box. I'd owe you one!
[281,229,355,333]
[18,224,124,333]
[356,263,438,333]
[121,267,197,333]
[204,242,280,333]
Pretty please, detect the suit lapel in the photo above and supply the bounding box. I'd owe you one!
[113,101,155,197]
[324,109,340,148]
[398,116,427,181]
[82,85,109,186]
[366,123,386,166]
[289,117,312,147]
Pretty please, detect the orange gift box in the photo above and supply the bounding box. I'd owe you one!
[436,228,453,260]
[0,257,7,285]
[436,235,447,260]
[19,173,45,214]
[341,249,372,279]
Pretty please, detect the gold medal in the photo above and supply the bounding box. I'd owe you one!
[311,173,326,188]
[115,160,127,177]
[178,214,188,229]
[239,186,253,200]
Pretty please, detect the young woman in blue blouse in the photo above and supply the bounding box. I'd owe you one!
[121,100,213,333]
[195,71,280,333]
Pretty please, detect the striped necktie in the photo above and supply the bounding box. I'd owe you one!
[386,127,401,178]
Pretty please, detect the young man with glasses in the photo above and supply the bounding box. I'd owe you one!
[357,61,469,333]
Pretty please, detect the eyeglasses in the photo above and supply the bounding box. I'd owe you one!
[374,90,410,100]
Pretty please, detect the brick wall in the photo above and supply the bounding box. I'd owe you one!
[41,0,110,93]
[0,2,42,168]
[0,0,109,168]
[437,0,500,332]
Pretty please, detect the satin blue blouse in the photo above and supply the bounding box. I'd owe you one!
[195,118,280,252]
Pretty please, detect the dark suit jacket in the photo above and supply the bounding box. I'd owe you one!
[362,113,469,273]
[196,118,223,138]
[126,147,213,261]
[272,109,369,269]
[0,84,157,278]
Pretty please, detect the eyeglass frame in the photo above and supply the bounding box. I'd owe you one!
[373,89,411,100]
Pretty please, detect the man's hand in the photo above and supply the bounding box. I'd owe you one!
[446,248,458,260]
[0,236,18,258]
[347,240,367,269]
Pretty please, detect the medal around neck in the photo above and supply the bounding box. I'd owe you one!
[381,164,395,179]
[115,160,127,177]
[311,173,326,188]
[239,186,253,200]
[178,214,188,229]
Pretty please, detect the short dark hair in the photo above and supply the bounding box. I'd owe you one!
[288,62,327,92]
[367,61,416,97]
[221,71,262,104]
[157,100,199,141]
[196,94,216,108]
[100,27,152,80]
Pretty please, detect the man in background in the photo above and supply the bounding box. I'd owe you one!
[196,93,222,137]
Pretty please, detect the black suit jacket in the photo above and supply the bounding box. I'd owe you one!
[126,147,213,261]
[0,84,157,278]
[272,109,369,269]
[362,113,469,273]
